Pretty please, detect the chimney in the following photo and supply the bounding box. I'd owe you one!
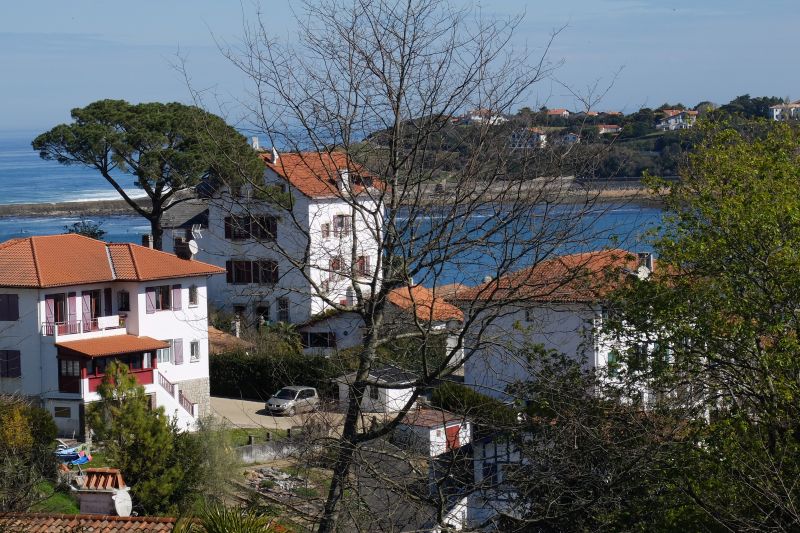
[337,169,349,192]
[231,318,241,338]
[271,147,280,164]
[141,234,153,249]
[251,136,260,151]
[637,252,654,271]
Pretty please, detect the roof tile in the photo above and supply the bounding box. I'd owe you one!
[387,285,464,322]
[56,335,169,358]
[262,151,379,199]
[0,513,176,532]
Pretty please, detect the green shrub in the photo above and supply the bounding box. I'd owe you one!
[431,382,518,430]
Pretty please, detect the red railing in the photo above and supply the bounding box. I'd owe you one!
[158,373,175,397]
[87,368,153,393]
[179,391,196,415]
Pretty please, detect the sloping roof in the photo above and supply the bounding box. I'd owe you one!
[57,335,169,358]
[0,513,176,532]
[458,249,642,303]
[400,408,465,428]
[338,363,418,385]
[0,234,225,288]
[387,285,464,322]
[160,199,209,229]
[546,108,569,115]
[261,151,379,199]
[208,326,255,355]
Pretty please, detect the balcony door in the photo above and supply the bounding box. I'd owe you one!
[81,290,102,332]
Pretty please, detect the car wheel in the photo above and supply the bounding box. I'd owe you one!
[286,407,296,417]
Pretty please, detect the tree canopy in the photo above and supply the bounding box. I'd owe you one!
[33,99,264,249]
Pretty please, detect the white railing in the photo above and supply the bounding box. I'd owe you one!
[157,372,198,417]
[42,315,125,337]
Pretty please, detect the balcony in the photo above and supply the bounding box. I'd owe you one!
[42,315,126,337]
[85,367,154,393]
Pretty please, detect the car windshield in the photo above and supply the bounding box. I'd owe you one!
[274,388,298,400]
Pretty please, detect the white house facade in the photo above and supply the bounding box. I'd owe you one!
[165,149,384,328]
[0,234,224,437]
[336,364,418,413]
[656,110,698,131]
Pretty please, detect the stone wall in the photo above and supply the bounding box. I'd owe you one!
[179,377,211,417]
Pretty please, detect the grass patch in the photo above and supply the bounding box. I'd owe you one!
[292,486,319,499]
[30,481,79,514]
[226,428,287,447]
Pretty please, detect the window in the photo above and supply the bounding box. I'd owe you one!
[356,256,370,277]
[188,285,198,307]
[369,385,380,400]
[118,290,130,312]
[277,298,290,323]
[0,294,19,321]
[226,260,253,285]
[0,350,21,378]
[224,215,277,241]
[257,261,279,284]
[524,309,533,322]
[329,256,344,281]
[59,359,80,377]
[256,304,270,325]
[301,332,336,348]
[321,223,331,239]
[333,215,351,237]
[607,349,620,377]
[54,406,71,418]
[157,340,173,364]
[190,341,200,362]
[146,285,171,313]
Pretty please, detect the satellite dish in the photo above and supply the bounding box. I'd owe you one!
[112,489,133,517]
[187,239,199,256]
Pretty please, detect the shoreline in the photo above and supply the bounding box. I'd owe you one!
[0,188,660,219]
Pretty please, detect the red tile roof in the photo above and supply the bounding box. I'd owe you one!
[0,513,176,532]
[546,108,569,115]
[400,408,465,428]
[208,325,254,355]
[0,234,225,288]
[458,249,641,303]
[388,285,464,322]
[57,335,169,358]
[262,151,380,199]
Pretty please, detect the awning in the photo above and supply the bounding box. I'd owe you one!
[56,335,169,358]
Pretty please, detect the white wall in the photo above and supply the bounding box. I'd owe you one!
[396,420,472,457]
[0,288,39,396]
[337,380,415,413]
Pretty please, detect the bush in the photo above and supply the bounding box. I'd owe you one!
[210,351,343,401]
[431,382,518,430]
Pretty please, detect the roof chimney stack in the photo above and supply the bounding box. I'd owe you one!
[251,136,260,151]
[272,147,280,164]
[637,252,653,272]
[141,234,153,249]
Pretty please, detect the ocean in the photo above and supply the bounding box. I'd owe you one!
[0,129,663,252]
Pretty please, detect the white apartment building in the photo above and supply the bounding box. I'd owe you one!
[0,234,224,437]
[166,150,384,328]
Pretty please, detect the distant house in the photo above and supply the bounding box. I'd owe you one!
[546,108,570,119]
[769,101,800,121]
[0,234,224,437]
[298,284,464,359]
[597,124,623,135]
[465,108,508,126]
[509,127,547,149]
[656,110,698,131]
[336,363,418,412]
[557,132,581,145]
[394,407,472,457]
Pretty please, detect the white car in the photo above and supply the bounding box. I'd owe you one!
[265,386,320,416]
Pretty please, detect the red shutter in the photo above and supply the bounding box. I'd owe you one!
[173,339,184,365]
[68,292,77,331]
[145,287,156,314]
[226,261,233,283]
[224,217,232,239]
[45,296,55,325]
[172,284,182,310]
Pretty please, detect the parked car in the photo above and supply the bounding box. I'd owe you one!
[265,386,320,416]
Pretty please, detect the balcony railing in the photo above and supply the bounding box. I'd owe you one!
[42,315,125,337]
[179,390,197,415]
[81,368,154,394]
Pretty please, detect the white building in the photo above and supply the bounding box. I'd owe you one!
[457,249,650,400]
[546,108,571,119]
[0,234,224,437]
[509,128,547,149]
[465,109,508,126]
[335,364,417,413]
[597,124,623,135]
[298,284,464,357]
[166,150,384,327]
[769,101,800,121]
[656,110,698,131]
[394,407,471,457]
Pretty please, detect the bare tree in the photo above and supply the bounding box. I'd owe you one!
[209,1,628,530]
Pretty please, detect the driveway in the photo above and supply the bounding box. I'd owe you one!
[210,396,344,432]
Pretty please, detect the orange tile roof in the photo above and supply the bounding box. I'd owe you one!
[0,513,176,532]
[546,108,569,115]
[208,325,255,355]
[82,468,127,490]
[57,335,169,358]
[387,285,464,322]
[459,249,641,303]
[400,408,465,428]
[262,151,380,199]
[0,234,225,288]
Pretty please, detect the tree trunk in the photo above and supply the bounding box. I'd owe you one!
[149,216,164,251]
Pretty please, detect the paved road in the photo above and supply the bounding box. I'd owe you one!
[210,396,344,431]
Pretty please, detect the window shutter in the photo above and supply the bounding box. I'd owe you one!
[145,287,156,314]
[68,293,77,327]
[0,351,5,377]
[224,217,232,239]
[0,295,18,321]
[172,284,182,310]
[81,292,92,320]
[173,338,184,365]
[104,288,112,316]
[45,296,54,324]
[344,216,351,235]
[6,350,20,378]
[226,261,233,283]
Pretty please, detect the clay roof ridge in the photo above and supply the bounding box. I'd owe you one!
[104,244,117,280]
[28,236,42,287]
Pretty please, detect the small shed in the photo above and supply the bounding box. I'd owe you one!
[394,408,472,457]
[336,364,417,413]
[74,467,132,517]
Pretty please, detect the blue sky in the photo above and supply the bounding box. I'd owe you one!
[1,0,798,130]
